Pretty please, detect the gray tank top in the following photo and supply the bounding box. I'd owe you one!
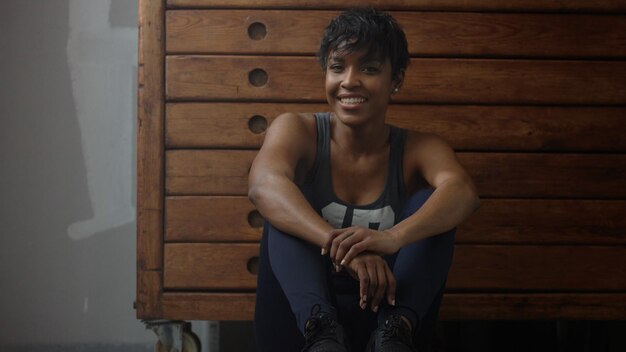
[304,112,407,230]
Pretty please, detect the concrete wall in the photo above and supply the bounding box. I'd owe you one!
[0,0,153,349]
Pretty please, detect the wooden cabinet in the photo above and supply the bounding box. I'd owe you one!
[137,0,626,322]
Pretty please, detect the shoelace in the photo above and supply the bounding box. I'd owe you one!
[302,305,340,350]
[381,315,410,344]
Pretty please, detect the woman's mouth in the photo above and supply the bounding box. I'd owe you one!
[338,96,367,105]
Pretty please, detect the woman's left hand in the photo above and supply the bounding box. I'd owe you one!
[323,226,403,268]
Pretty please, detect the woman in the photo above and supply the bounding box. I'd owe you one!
[249,7,480,352]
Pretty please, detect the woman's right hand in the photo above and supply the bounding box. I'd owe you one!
[343,253,396,313]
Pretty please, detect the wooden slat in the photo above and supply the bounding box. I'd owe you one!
[461,153,626,199]
[166,0,626,13]
[159,292,626,321]
[166,150,626,198]
[166,102,286,148]
[460,200,626,245]
[137,0,164,272]
[166,56,626,105]
[164,196,626,245]
[167,10,626,58]
[136,270,162,319]
[166,150,255,195]
[166,103,626,152]
[166,9,331,55]
[165,196,262,242]
[162,243,626,291]
[439,293,626,320]
[162,293,256,321]
[164,243,259,289]
[448,245,626,291]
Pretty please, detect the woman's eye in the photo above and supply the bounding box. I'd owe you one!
[329,64,343,72]
[363,66,380,74]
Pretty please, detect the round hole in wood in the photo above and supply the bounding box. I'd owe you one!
[248,115,268,134]
[247,256,260,275]
[247,210,264,228]
[247,22,267,40]
[249,69,268,87]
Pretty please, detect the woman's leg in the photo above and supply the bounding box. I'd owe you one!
[266,221,337,333]
[380,188,456,339]
[254,224,304,351]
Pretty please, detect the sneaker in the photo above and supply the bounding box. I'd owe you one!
[366,314,417,352]
[301,305,350,352]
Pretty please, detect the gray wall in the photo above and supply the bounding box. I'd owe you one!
[0,0,153,349]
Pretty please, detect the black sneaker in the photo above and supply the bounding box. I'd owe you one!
[301,305,350,352]
[366,314,417,352]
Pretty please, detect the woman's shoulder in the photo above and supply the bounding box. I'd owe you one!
[264,112,315,143]
[402,129,456,173]
[404,129,452,150]
[263,112,322,159]
[271,112,319,135]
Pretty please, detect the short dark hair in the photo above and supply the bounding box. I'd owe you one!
[317,7,409,82]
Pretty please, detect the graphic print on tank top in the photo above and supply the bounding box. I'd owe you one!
[306,113,407,231]
[321,203,395,230]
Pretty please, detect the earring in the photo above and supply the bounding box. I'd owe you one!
[393,87,399,93]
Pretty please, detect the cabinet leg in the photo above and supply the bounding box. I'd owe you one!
[143,320,201,352]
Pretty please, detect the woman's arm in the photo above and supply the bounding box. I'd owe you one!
[248,113,334,247]
[388,133,480,246]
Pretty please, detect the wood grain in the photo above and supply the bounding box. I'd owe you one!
[162,243,626,291]
[166,0,626,13]
[165,196,262,242]
[136,270,162,319]
[166,150,256,195]
[166,103,626,152]
[448,245,626,291]
[159,292,626,320]
[167,10,626,58]
[461,153,626,199]
[164,243,260,289]
[165,150,626,198]
[460,199,626,245]
[166,56,626,105]
[164,196,626,245]
[439,293,626,320]
[137,0,164,272]
[162,292,256,321]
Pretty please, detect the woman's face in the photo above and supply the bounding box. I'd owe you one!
[324,47,398,128]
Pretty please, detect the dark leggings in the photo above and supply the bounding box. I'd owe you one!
[254,188,455,351]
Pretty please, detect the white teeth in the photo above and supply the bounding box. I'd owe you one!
[339,97,366,104]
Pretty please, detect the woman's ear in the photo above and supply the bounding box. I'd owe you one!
[392,70,405,94]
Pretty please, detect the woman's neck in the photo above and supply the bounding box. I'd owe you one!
[330,116,390,156]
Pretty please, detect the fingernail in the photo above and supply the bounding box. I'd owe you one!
[392,299,396,306]
[361,303,366,310]
[340,259,345,266]
[363,295,367,303]
[373,306,378,312]
[321,248,326,255]
[335,264,340,272]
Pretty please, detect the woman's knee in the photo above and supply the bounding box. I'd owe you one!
[401,188,435,219]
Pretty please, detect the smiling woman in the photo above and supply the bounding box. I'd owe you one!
[248,7,480,352]
[139,1,626,351]
[319,10,407,130]
[324,49,396,130]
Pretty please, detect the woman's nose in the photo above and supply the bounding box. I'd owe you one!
[340,68,361,89]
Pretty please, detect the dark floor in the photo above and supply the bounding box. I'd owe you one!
[221,320,626,352]
[433,321,626,352]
